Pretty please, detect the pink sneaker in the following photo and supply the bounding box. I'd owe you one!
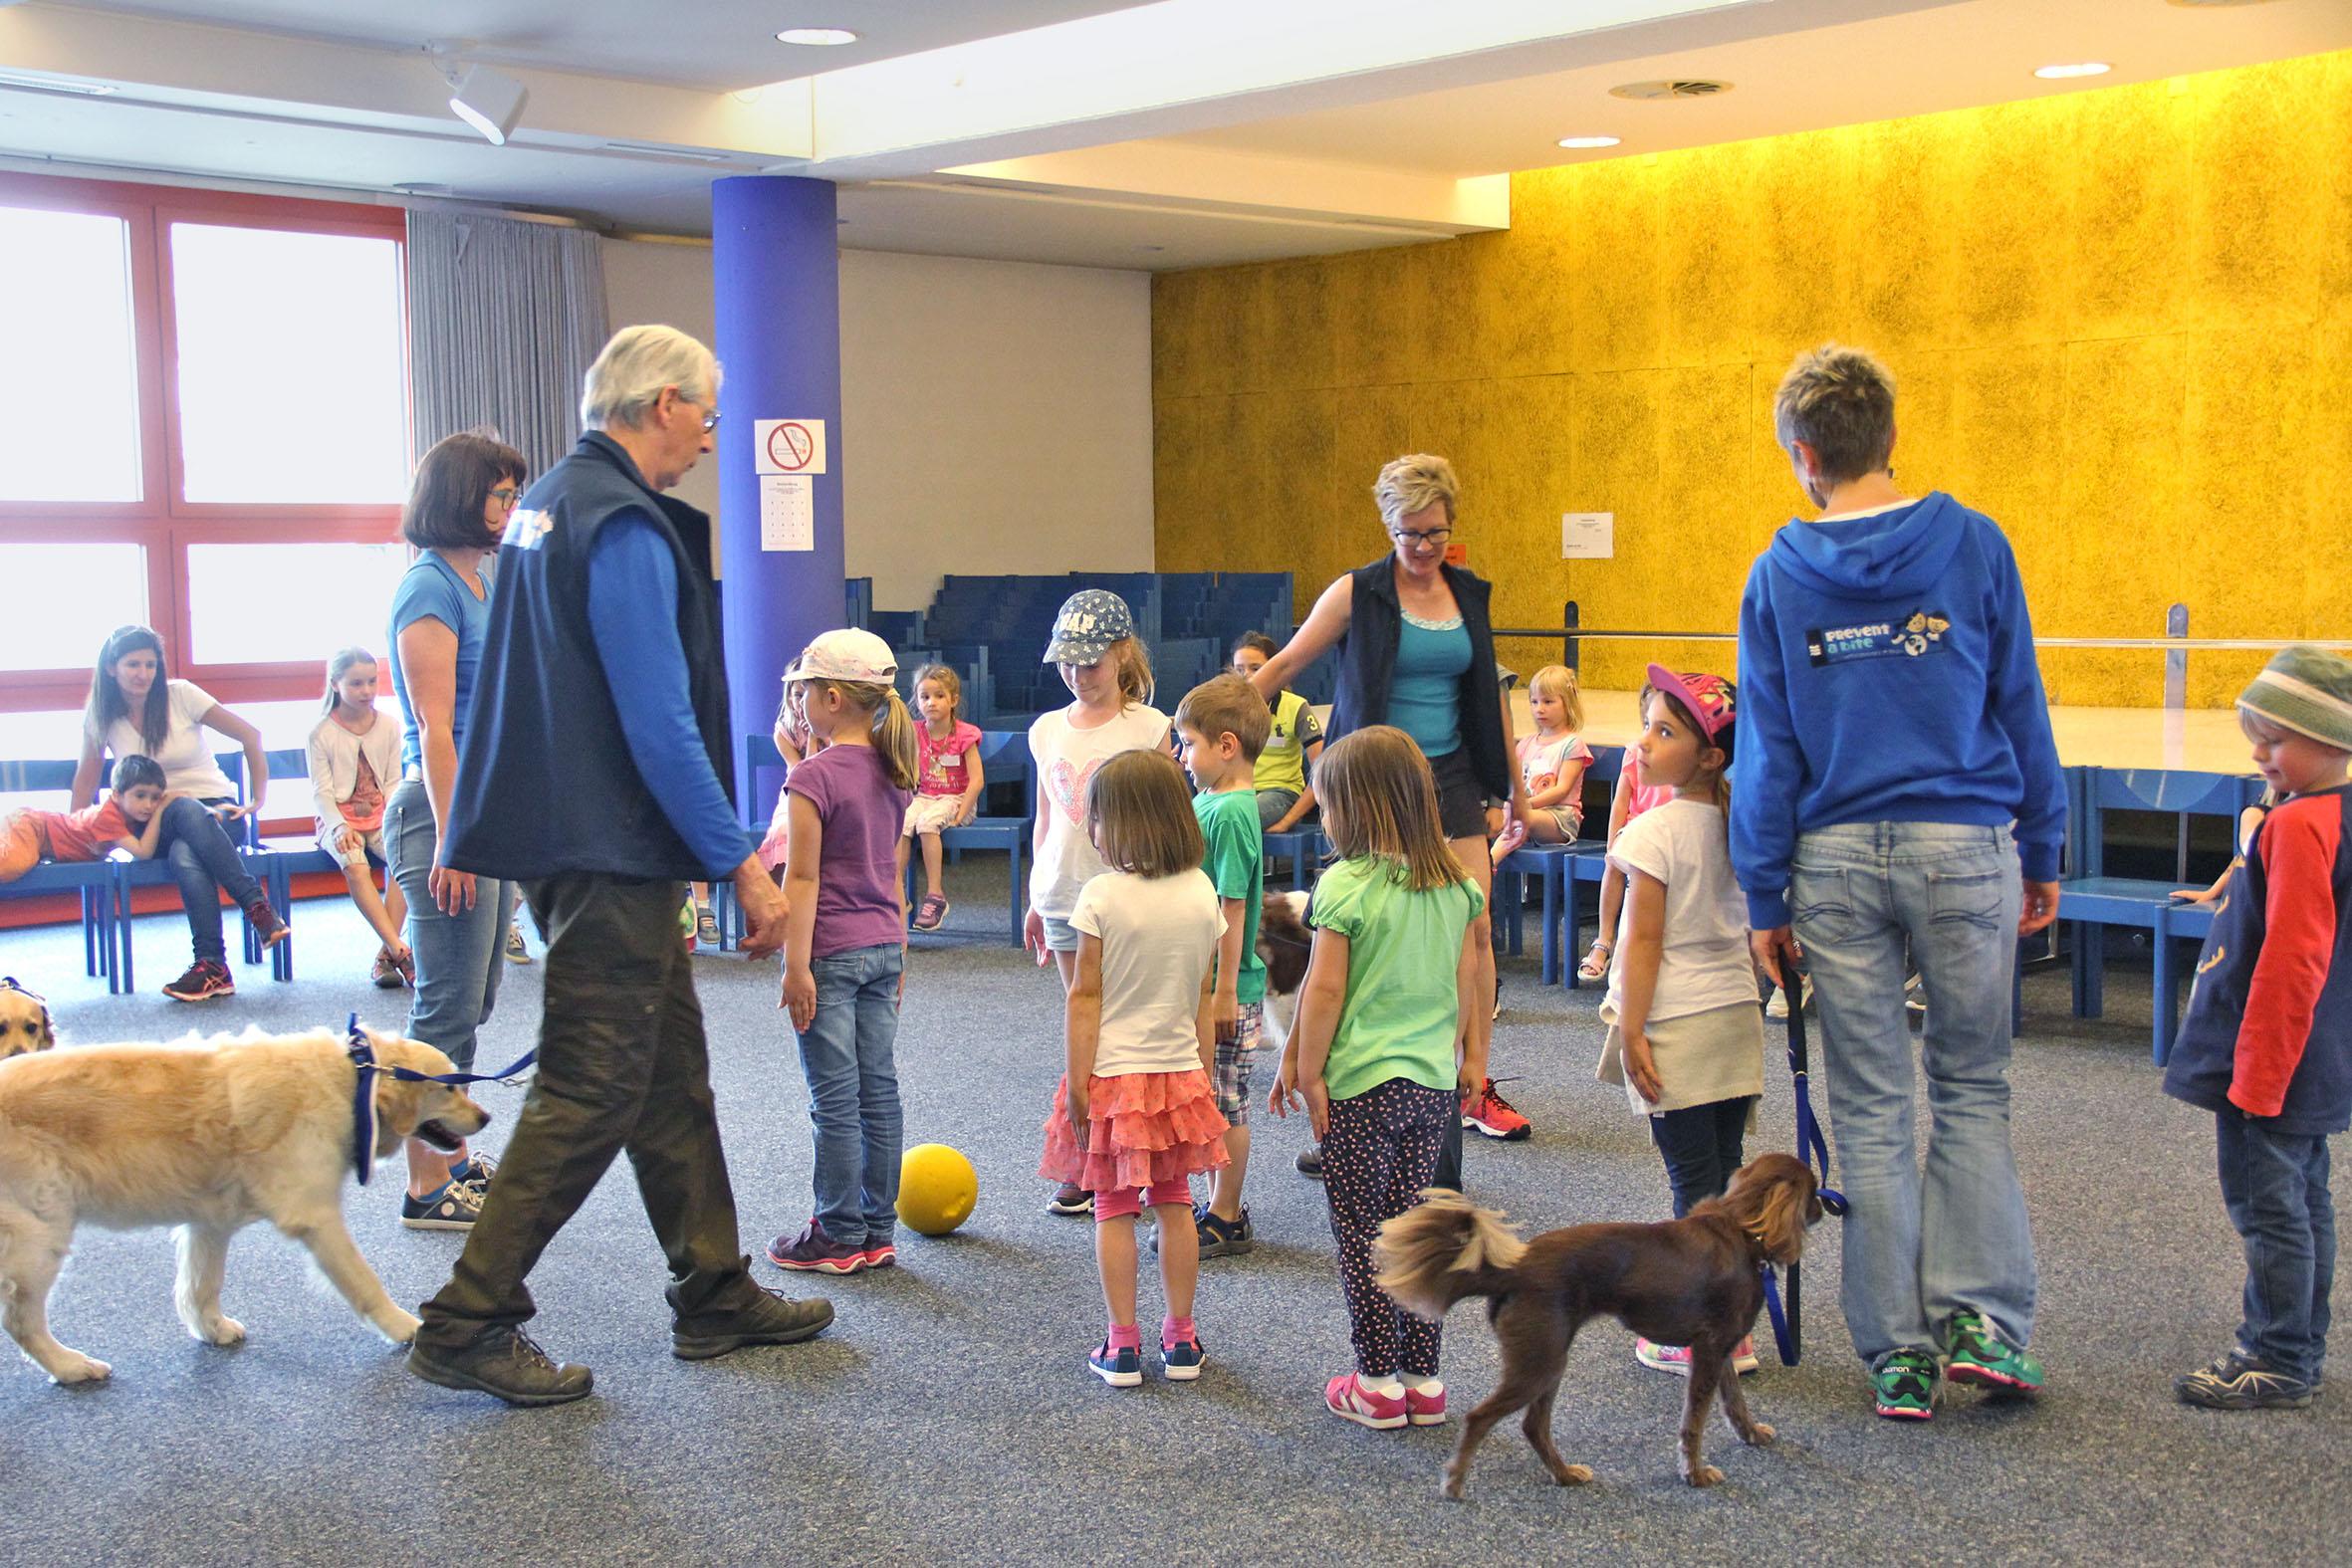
[1406,1382,1447,1426]
[1733,1335,1761,1375]
[1634,1337,1694,1376]
[1325,1373,1408,1430]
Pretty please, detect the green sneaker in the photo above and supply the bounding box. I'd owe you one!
[1944,1310,2044,1394]
[1871,1348,1941,1420]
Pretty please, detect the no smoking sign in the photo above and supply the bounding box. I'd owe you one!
[753,417,827,476]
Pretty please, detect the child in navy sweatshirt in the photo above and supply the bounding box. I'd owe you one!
[2165,647,2352,1410]
[1732,343,2067,1422]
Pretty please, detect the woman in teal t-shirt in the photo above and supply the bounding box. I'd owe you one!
[1269,726,1483,1432]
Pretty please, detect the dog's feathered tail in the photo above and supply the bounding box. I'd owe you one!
[1373,1190,1530,1321]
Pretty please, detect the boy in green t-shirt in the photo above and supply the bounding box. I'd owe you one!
[1174,674,1271,1258]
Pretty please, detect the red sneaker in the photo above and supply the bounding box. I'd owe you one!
[1406,1381,1447,1426]
[1461,1077,1532,1141]
[1325,1373,1408,1430]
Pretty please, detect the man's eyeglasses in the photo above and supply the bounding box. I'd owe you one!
[672,388,721,433]
[1390,526,1452,549]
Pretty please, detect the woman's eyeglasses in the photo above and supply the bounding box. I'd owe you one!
[1390,526,1452,549]
[489,486,522,509]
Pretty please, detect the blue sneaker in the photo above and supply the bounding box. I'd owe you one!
[400,1177,485,1232]
[1089,1341,1143,1387]
[1162,1333,1205,1382]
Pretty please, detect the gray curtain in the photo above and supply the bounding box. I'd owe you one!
[405,210,607,478]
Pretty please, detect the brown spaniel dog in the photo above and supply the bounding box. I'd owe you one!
[1375,1152,1823,1496]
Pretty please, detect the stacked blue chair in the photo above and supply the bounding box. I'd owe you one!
[0,760,120,993]
[2060,766,2262,1062]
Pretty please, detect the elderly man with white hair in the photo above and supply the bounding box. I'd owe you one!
[406,325,831,1407]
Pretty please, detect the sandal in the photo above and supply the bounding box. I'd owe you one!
[1576,940,1613,982]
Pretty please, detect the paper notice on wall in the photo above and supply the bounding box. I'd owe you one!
[1561,512,1614,560]
[761,474,815,552]
[754,418,827,475]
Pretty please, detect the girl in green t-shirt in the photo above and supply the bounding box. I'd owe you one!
[1269,725,1484,1432]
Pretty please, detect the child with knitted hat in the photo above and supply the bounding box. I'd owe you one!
[2165,647,2352,1410]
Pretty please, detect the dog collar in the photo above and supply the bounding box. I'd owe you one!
[343,1012,538,1185]
[346,1015,380,1185]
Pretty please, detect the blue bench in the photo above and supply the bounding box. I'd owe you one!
[0,760,119,992]
[724,728,1034,948]
[2058,766,2260,1060]
[104,752,275,994]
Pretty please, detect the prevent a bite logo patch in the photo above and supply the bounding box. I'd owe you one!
[1806,610,1952,667]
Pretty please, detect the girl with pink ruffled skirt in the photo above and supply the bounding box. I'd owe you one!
[1040,749,1232,1387]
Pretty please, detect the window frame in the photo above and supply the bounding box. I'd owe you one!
[0,172,410,723]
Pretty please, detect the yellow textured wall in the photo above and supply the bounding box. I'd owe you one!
[1151,53,2352,706]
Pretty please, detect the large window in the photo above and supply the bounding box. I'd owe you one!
[0,175,409,753]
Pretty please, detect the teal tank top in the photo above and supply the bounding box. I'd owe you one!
[1390,612,1471,758]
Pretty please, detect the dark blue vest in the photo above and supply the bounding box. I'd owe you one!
[442,432,731,883]
[1327,557,1513,802]
[2164,786,2352,1137]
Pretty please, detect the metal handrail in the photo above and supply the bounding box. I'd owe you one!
[1494,629,2352,651]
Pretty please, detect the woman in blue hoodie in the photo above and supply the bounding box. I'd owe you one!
[1733,344,2066,1422]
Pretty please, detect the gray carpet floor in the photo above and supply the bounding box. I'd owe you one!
[2,862,2345,1567]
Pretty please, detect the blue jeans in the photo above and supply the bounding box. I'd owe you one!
[385,779,508,1073]
[1790,822,2034,1364]
[2216,1109,2336,1383]
[795,942,905,1247]
[156,795,265,964]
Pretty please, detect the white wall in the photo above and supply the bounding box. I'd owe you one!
[597,238,1155,611]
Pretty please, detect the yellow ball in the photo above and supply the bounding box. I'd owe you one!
[896,1143,979,1236]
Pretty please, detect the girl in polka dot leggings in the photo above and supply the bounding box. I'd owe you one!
[1270,727,1486,1430]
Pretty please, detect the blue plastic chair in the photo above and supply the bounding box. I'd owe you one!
[2058,765,2261,1057]
[111,752,275,993]
[2151,895,2219,1066]
[901,730,1033,946]
[0,760,119,992]
[251,746,387,984]
[1262,824,1326,892]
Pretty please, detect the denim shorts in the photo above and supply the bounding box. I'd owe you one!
[1039,913,1080,953]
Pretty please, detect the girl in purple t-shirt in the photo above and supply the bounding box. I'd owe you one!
[768,629,921,1276]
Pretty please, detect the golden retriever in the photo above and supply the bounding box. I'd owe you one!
[0,979,55,1060]
[0,1024,489,1385]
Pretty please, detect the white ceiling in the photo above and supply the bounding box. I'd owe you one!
[67,1,1164,90]
[1168,0,2352,176]
[0,0,2344,270]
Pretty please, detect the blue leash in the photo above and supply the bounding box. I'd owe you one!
[345,1013,536,1184]
[1764,972,1847,1367]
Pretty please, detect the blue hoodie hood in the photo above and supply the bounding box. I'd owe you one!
[1766,491,1968,599]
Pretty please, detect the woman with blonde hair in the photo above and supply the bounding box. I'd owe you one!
[1247,456,1533,1161]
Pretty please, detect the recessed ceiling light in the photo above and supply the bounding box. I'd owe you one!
[777,28,858,46]
[2034,62,2111,80]
[1555,135,1621,149]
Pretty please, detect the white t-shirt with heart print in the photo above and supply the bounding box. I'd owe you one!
[1027,702,1172,919]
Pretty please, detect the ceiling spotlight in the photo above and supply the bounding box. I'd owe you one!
[777,28,859,46]
[2033,62,2111,79]
[439,61,527,145]
[1555,135,1621,149]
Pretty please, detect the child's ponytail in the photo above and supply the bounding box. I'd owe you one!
[874,687,921,791]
